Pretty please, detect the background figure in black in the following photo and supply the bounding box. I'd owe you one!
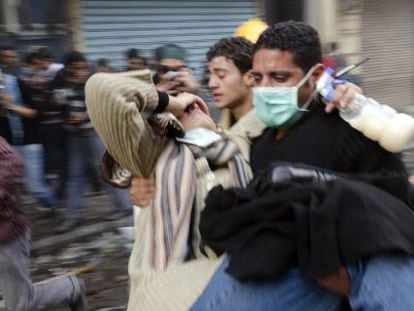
[0,47,59,212]
[53,51,132,232]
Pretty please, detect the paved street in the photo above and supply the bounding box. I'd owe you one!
[1,192,135,310]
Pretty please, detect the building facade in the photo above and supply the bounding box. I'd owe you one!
[0,0,72,58]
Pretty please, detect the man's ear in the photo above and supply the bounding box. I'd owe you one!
[243,70,255,87]
[312,63,325,83]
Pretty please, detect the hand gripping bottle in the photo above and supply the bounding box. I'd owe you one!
[317,67,414,153]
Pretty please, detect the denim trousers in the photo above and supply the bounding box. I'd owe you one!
[0,232,82,310]
[65,131,131,220]
[347,255,414,310]
[191,255,414,311]
[14,144,58,208]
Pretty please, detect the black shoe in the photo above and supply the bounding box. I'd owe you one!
[69,277,89,311]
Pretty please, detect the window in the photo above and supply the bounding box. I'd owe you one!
[0,0,67,34]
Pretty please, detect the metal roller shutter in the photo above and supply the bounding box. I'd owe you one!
[361,0,414,173]
[361,0,414,112]
[81,0,259,76]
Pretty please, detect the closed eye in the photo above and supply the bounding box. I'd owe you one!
[270,73,288,83]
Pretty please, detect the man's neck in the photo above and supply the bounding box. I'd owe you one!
[231,93,253,121]
[275,129,289,140]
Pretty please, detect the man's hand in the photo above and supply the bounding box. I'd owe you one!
[155,68,199,95]
[316,267,351,297]
[0,93,13,109]
[156,77,181,95]
[325,82,362,113]
[0,93,37,118]
[129,177,155,207]
[166,92,209,117]
[66,116,85,124]
[174,69,200,94]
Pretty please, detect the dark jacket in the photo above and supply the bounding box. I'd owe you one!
[200,168,414,281]
[201,102,413,281]
[0,78,40,145]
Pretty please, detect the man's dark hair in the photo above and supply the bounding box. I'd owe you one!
[0,45,17,53]
[63,51,87,67]
[125,48,147,66]
[97,58,109,67]
[125,48,140,59]
[254,20,322,73]
[37,47,54,60]
[207,37,253,74]
[25,52,41,64]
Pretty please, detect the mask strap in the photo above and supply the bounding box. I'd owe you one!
[296,64,320,111]
[296,64,319,89]
[298,87,318,111]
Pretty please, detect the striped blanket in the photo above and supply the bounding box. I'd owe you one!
[138,137,251,270]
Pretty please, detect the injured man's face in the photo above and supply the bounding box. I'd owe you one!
[178,102,217,131]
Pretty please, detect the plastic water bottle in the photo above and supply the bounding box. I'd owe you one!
[317,68,414,153]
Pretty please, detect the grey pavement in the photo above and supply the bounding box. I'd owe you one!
[0,191,135,310]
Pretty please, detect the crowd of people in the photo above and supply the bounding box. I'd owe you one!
[0,43,203,230]
[1,19,414,310]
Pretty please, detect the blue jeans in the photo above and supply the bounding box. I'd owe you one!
[348,255,414,310]
[192,256,414,310]
[191,258,342,311]
[65,131,131,219]
[15,144,58,208]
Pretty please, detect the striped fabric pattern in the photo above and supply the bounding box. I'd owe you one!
[144,141,196,269]
[85,70,265,310]
[86,70,163,178]
[139,138,251,271]
[228,152,252,188]
[54,83,94,131]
